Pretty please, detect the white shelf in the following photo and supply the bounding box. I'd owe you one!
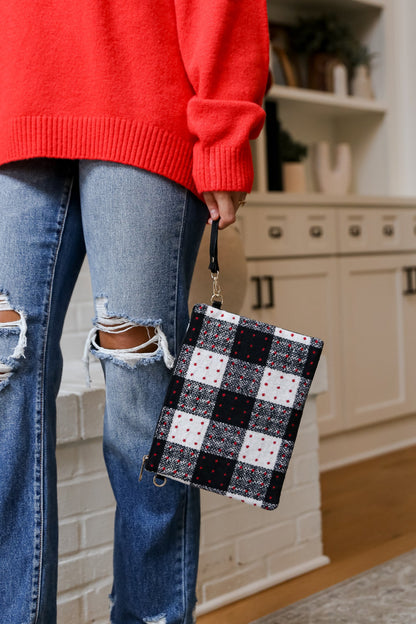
[248,192,416,208]
[266,85,387,117]
[280,0,384,11]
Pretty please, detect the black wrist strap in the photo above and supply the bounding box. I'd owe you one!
[208,219,220,274]
[208,219,222,309]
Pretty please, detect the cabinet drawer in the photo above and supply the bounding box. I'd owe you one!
[338,208,416,253]
[402,211,416,250]
[238,207,337,258]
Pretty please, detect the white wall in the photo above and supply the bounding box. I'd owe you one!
[388,0,416,195]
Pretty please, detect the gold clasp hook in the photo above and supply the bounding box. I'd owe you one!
[210,271,223,305]
[139,455,167,487]
[139,454,149,481]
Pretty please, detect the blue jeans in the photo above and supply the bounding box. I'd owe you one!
[0,158,208,624]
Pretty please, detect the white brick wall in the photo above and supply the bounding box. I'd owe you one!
[195,395,329,615]
[56,259,329,622]
[57,378,114,624]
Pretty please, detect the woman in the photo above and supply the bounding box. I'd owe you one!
[0,1,269,622]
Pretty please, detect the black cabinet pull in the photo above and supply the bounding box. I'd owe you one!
[403,266,416,295]
[349,224,361,237]
[251,276,274,309]
[309,225,323,238]
[251,276,262,309]
[268,226,283,239]
[383,224,395,237]
[264,276,274,308]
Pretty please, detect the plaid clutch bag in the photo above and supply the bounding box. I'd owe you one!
[141,222,324,510]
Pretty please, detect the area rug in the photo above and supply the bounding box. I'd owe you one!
[250,549,416,624]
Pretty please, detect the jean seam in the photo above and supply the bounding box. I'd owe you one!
[30,168,75,624]
[171,485,187,624]
[172,189,189,356]
[181,485,190,624]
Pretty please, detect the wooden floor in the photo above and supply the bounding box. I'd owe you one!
[198,444,416,624]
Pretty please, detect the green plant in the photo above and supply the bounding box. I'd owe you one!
[290,14,374,75]
[280,128,308,163]
[346,41,375,70]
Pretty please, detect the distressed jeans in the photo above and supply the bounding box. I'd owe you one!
[0,158,208,624]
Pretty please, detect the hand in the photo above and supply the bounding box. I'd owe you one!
[202,191,247,230]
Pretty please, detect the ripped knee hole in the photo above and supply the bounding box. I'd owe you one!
[82,298,175,386]
[0,310,21,323]
[98,323,158,352]
[0,293,27,385]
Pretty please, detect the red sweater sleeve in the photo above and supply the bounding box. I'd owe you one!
[174,0,270,194]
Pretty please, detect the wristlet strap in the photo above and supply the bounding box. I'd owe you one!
[208,218,219,273]
[208,219,223,309]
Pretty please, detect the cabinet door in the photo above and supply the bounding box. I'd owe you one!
[240,257,344,436]
[340,253,416,429]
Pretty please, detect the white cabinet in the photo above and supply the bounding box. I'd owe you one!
[237,197,416,444]
[240,256,344,436]
[340,253,416,429]
[242,1,416,462]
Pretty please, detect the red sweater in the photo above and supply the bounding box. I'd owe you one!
[0,1,269,196]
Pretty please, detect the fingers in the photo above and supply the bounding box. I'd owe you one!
[202,191,247,230]
[203,191,220,223]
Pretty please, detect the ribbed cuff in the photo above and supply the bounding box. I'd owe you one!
[192,142,254,194]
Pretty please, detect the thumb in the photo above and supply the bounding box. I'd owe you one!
[202,191,219,224]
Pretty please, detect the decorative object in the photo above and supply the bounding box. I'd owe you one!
[269,45,286,87]
[249,548,416,624]
[141,220,324,511]
[290,14,375,94]
[280,128,308,192]
[308,52,335,92]
[326,59,348,97]
[283,163,307,193]
[269,23,301,87]
[349,41,375,99]
[352,64,374,99]
[313,141,352,194]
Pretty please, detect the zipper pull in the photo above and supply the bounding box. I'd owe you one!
[139,454,149,481]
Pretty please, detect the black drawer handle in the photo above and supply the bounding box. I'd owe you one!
[403,266,416,295]
[251,276,262,309]
[268,226,283,239]
[309,225,323,238]
[251,276,274,309]
[383,224,395,237]
[349,225,362,237]
[263,276,274,308]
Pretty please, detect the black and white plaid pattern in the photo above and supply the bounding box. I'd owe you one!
[146,304,324,510]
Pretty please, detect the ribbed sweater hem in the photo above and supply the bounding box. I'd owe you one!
[0,115,198,195]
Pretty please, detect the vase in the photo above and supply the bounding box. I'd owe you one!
[313,141,352,194]
[283,162,307,193]
[325,60,348,96]
[351,65,374,99]
[308,52,334,91]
